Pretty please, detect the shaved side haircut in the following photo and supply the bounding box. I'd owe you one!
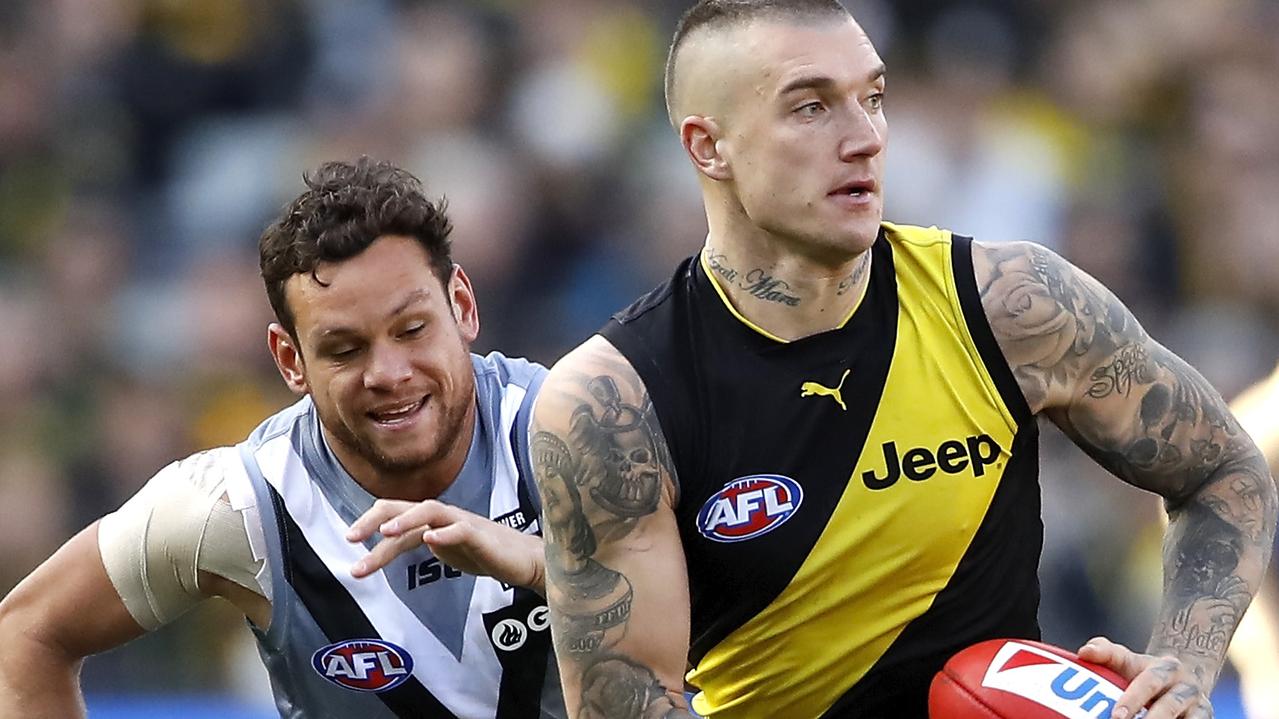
[664,0,852,124]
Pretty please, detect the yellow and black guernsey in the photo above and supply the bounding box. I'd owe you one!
[598,224,1041,719]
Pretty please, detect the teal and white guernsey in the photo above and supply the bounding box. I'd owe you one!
[222,352,564,718]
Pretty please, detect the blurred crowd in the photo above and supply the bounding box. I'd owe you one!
[1,0,1276,708]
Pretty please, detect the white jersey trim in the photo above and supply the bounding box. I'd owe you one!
[254,432,503,719]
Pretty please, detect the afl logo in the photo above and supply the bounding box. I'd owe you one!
[696,474,803,543]
[311,639,414,693]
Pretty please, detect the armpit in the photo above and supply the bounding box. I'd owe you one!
[97,447,267,630]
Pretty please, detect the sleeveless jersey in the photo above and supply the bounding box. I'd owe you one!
[221,352,566,719]
[600,224,1041,719]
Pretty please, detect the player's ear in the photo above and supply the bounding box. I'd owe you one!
[268,324,309,395]
[447,265,480,343]
[681,115,732,181]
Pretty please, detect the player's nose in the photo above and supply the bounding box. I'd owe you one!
[837,106,884,161]
[363,343,414,389]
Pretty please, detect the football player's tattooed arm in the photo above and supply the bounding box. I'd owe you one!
[531,335,694,719]
[1226,366,1279,719]
[975,241,1278,717]
[0,523,146,719]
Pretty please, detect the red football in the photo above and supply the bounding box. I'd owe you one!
[929,639,1131,719]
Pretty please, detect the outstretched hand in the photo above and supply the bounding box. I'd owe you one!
[346,499,544,594]
[1078,637,1213,719]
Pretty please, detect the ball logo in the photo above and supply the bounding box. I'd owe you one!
[311,639,414,693]
[696,474,803,543]
[981,641,1132,719]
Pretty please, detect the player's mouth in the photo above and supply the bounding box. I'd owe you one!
[366,396,428,429]
[828,178,877,205]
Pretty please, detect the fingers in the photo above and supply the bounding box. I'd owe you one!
[422,521,472,548]
[1139,681,1209,719]
[1111,658,1213,719]
[377,500,464,538]
[347,499,465,542]
[1077,636,1214,719]
[1078,636,1144,680]
[347,500,463,579]
[1112,654,1179,717]
[351,532,424,578]
[345,499,519,582]
[346,499,416,542]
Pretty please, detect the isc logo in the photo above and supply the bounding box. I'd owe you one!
[311,639,414,693]
[406,556,463,590]
[981,641,1127,719]
[862,433,1001,490]
[696,474,803,543]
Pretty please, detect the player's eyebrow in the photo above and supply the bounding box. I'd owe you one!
[778,64,887,97]
[314,289,433,339]
[779,75,836,96]
[385,288,432,320]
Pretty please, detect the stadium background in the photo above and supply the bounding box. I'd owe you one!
[0,0,1275,716]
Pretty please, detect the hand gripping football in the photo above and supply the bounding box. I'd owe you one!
[929,639,1132,719]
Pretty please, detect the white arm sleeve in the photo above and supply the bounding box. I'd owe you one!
[97,447,268,631]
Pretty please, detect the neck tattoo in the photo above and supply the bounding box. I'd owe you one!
[741,270,801,306]
[706,251,739,284]
[707,251,802,307]
[836,253,872,296]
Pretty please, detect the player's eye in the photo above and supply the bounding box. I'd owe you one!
[795,101,825,118]
[867,92,885,111]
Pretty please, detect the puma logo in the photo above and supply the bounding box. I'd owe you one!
[800,369,851,411]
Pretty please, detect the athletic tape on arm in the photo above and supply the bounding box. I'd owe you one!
[97,448,267,630]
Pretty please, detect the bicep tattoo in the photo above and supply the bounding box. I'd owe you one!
[977,242,1133,410]
[532,348,691,719]
[977,241,1277,673]
[977,242,1263,500]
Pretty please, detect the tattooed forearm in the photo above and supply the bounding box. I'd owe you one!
[578,657,695,719]
[1150,470,1275,678]
[974,240,1279,685]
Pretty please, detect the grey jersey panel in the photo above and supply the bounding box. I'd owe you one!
[237,353,563,719]
[474,352,547,519]
[289,397,484,660]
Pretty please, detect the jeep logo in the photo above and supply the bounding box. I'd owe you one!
[862,434,1001,490]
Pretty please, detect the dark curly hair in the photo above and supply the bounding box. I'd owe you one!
[259,158,454,338]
